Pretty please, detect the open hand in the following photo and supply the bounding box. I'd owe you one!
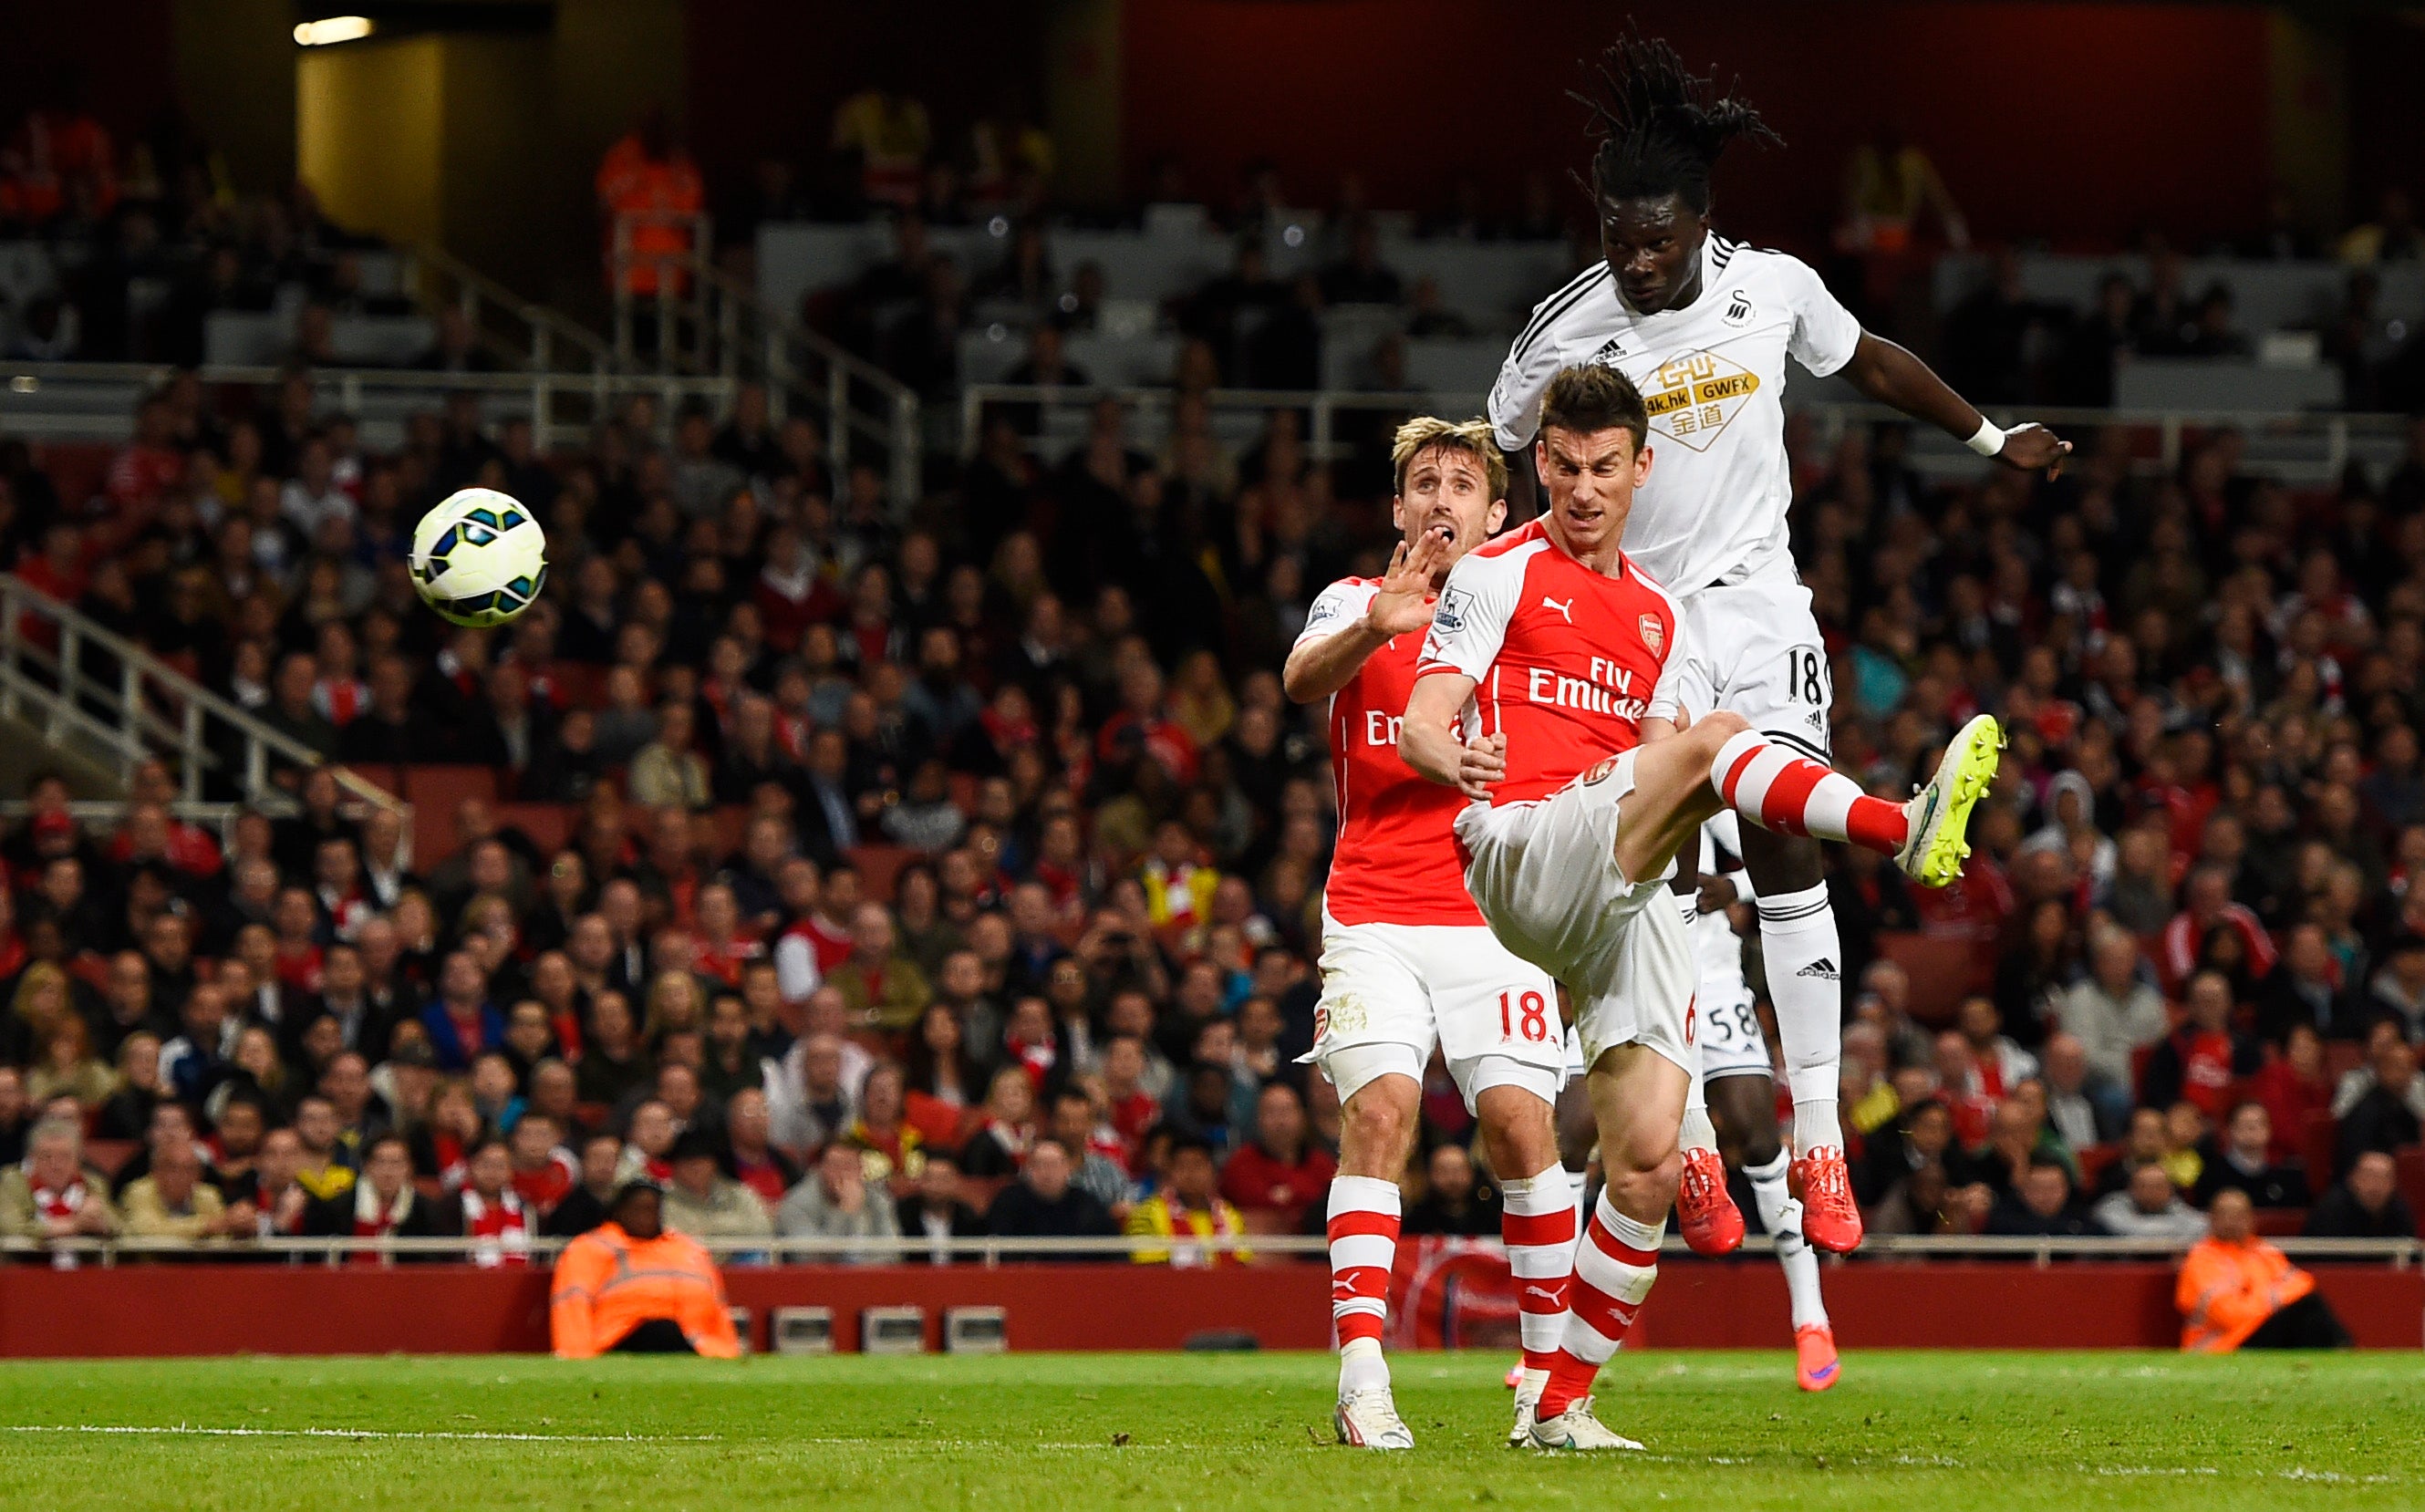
[1366,526,1454,638]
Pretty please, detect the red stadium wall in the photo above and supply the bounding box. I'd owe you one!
[1120,1,2274,248]
[0,1261,2411,1356]
[0,1263,1331,1357]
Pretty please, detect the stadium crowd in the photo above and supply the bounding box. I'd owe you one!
[0,334,2422,1263]
[1,76,2424,1269]
[0,97,483,371]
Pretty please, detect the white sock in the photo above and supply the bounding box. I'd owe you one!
[1746,1150,1828,1330]
[1757,884,1845,1154]
[1681,1106,1718,1155]
[1339,1336,1389,1394]
[1682,1038,1717,1154]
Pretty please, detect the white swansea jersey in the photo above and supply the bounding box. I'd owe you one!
[1488,237,1861,594]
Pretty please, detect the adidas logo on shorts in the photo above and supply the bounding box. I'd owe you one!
[1796,958,1839,980]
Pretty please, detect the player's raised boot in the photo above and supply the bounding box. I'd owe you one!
[1794,1322,1840,1392]
[1508,1387,1540,1448]
[1896,714,2005,888]
[1528,1396,1643,1452]
[1333,1386,1415,1450]
[1790,1147,1862,1253]
[1675,1146,1746,1256]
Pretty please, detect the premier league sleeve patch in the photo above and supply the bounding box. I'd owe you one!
[1434,586,1469,633]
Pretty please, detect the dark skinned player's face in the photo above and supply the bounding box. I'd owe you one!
[1601,192,1709,314]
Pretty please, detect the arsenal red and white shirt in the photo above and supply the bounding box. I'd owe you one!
[1415,519,1688,804]
[1295,576,1486,928]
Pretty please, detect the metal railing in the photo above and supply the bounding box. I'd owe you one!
[5,1230,2414,1268]
[959,383,1418,466]
[0,359,738,453]
[403,243,620,378]
[0,575,403,818]
[959,383,2416,486]
[611,212,922,513]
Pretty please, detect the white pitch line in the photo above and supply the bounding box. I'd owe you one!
[5,1424,2399,1481]
[2,1424,719,1445]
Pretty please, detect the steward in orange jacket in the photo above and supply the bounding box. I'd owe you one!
[2177,1190,2347,1352]
[596,109,703,298]
[551,1183,741,1358]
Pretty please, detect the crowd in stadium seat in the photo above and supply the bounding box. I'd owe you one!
[746,88,2425,414]
[0,103,454,369]
[0,337,2420,1266]
[3,69,2425,1264]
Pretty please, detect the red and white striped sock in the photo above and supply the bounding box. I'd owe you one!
[1535,1196,1663,1420]
[1327,1175,1400,1394]
[1711,730,1907,856]
[1498,1167,1577,1386]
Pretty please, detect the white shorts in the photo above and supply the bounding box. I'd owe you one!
[1452,751,1696,1076]
[1664,574,1833,761]
[1695,986,1775,1082]
[1307,914,1564,1112]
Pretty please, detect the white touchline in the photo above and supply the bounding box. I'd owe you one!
[2,1424,720,1444]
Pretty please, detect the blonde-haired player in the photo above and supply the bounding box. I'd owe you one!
[1286,418,1577,1451]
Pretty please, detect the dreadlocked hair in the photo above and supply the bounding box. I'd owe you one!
[1575,30,1779,214]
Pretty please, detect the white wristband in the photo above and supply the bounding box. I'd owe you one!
[1964,417,2006,457]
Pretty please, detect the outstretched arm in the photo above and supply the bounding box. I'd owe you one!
[1281,529,1451,704]
[1837,332,2070,476]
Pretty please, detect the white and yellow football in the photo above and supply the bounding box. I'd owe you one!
[409,487,547,628]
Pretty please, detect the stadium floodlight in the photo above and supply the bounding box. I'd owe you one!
[293,16,374,46]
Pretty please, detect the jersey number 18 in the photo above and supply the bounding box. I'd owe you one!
[1786,647,1825,703]
[1498,989,1550,1042]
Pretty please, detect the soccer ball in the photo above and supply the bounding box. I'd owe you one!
[409,488,547,628]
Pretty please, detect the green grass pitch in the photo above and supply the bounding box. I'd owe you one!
[0,1351,2415,1510]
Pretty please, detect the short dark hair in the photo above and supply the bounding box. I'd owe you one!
[1539,365,1650,451]
[1165,1132,1216,1164]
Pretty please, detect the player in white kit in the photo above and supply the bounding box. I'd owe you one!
[1683,812,1838,1390]
[1489,34,2067,1252]
[1403,365,1998,1449]
[1283,419,1570,1451]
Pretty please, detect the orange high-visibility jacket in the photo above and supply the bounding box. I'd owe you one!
[595,136,703,296]
[549,1221,741,1359]
[2176,1234,2315,1353]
